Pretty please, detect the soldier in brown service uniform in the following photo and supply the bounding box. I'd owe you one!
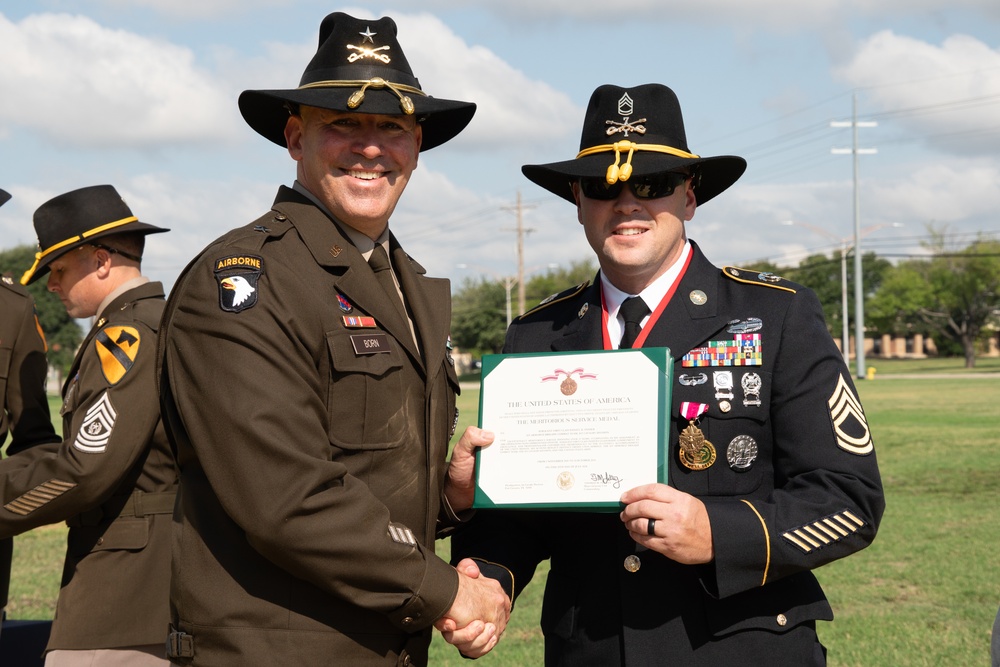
[158,12,508,666]
[0,188,61,630]
[0,184,176,666]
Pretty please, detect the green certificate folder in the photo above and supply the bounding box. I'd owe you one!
[473,347,672,511]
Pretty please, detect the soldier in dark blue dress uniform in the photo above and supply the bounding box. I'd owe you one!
[450,83,885,666]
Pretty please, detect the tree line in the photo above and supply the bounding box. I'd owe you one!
[451,235,1000,368]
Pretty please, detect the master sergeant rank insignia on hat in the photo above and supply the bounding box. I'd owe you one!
[215,255,263,313]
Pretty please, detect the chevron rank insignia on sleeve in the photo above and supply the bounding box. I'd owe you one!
[73,391,117,454]
[828,374,873,455]
[782,510,866,553]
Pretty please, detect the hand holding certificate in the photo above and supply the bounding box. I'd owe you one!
[473,348,672,511]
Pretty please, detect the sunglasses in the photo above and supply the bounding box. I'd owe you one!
[578,172,690,201]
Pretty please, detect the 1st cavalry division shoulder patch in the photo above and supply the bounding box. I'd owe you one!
[827,374,873,455]
[95,326,141,384]
[215,255,262,312]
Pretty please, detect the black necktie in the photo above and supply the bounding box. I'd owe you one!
[369,244,405,319]
[618,296,650,349]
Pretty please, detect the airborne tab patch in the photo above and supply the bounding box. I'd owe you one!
[96,326,141,384]
[215,254,263,313]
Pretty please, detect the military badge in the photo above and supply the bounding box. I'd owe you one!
[678,373,708,386]
[337,293,353,313]
[741,372,762,407]
[713,371,734,400]
[95,326,141,385]
[727,435,758,471]
[727,317,763,334]
[215,255,263,313]
[74,391,116,454]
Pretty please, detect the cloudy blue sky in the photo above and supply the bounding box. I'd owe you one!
[1,1,998,296]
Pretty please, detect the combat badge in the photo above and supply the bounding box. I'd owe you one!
[95,326,141,385]
[827,374,873,454]
[727,317,763,334]
[215,255,262,313]
[727,435,758,471]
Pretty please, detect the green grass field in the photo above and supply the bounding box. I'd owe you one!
[8,362,999,665]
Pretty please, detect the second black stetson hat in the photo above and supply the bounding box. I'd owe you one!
[522,84,746,206]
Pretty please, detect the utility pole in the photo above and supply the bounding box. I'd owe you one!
[832,92,877,380]
[501,191,535,316]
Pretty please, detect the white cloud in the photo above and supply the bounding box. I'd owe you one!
[0,13,240,148]
[388,13,581,151]
[387,0,999,29]
[97,0,289,20]
[834,31,1000,156]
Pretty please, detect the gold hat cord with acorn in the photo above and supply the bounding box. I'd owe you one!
[20,215,138,285]
[298,77,427,115]
[576,140,700,184]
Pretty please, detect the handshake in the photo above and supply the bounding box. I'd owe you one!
[435,426,511,657]
[435,558,512,658]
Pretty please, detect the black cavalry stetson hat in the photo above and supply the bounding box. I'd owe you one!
[0,188,10,208]
[522,83,747,205]
[239,12,476,152]
[21,184,168,285]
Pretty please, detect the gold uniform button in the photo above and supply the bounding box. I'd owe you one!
[776,613,788,627]
[623,555,641,572]
[719,400,732,413]
[401,616,414,626]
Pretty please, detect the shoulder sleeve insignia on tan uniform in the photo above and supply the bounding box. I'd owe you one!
[4,479,77,516]
[215,255,263,313]
[74,391,117,454]
[828,374,873,455]
[722,267,797,294]
[781,509,866,553]
[95,326,141,384]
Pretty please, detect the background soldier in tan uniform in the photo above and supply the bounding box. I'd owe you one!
[0,184,176,666]
[158,12,508,666]
[0,187,61,645]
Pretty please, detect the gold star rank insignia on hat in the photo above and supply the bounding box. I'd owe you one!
[95,326,141,385]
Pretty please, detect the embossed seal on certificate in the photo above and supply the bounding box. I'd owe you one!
[557,471,575,490]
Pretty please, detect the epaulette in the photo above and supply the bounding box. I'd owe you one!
[222,209,293,253]
[518,281,590,320]
[0,274,29,296]
[722,267,797,294]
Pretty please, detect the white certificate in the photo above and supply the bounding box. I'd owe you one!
[473,348,671,511]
